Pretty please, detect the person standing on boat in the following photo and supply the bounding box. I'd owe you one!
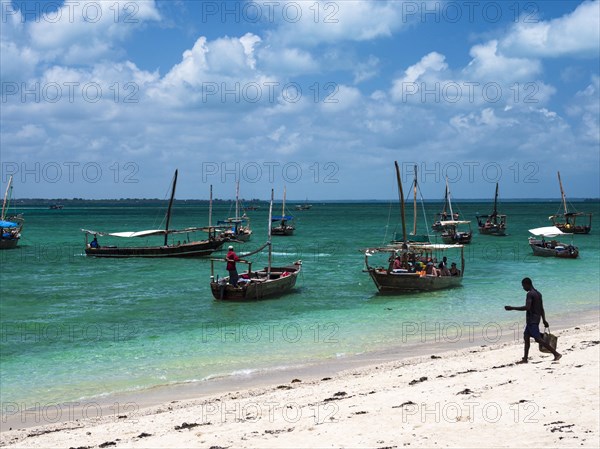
[226,245,240,287]
[504,277,562,363]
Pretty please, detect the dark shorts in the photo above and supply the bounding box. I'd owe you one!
[524,323,542,340]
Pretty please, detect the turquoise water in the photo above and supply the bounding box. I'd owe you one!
[1,201,599,406]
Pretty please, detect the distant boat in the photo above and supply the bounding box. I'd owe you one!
[432,183,459,231]
[439,178,472,244]
[210,189,302,301]
[364,162,465,294]
[82,170,225,258]
[528,226,579,258]
[1,175,24,250]
[271,186,295,236]
[49,204,64,210]
[217,181,252,242]
[476,182,507,236]
[549,172,592,234]
[295,199,312,211]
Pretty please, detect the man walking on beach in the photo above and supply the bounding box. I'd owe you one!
[505,277,562,363]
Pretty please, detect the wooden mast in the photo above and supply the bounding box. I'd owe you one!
[1,175,12,220]
[412,165,418,235]
[557,171,568,215]
[394,161,407,243]
[492,182,499,217]
[447,177,455,220]
[164,169,178,246]
[209,184,213,228]
[235,180,240,219]
[268,189,274,275]
[282,185,286,218]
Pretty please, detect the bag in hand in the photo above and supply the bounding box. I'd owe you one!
[539,327,558,353]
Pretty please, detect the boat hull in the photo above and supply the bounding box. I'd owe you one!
[0,238,19,249]
[441,231,472,244]
[85,239,225,258]
[211,263,301,300]
[554,224,591,235]
[271,226,295,236]
[478,225,506,236]
[528,239,579,258]
[367,269,462,293]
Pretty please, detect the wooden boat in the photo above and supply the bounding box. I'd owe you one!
[476,182,507,236]
[528,226,579,258]
[217,182,252,242]
[439,178,472,244]
[0,176,24,250]
[82,171,226,258]
[295,199,312,211]
[364,162,465,294]
[49,204,64,210]
[271,186,295,236]
[432,183,459,231]
[549,172,592,234]
[210,189,302,301]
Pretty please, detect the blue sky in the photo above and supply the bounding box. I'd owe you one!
[1,0,599,200]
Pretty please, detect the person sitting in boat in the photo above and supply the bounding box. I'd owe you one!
[425,260,439,276]
[450,262,460,276]
[90,236,99,248]
[392,256,402,270]
[438,256,450,276]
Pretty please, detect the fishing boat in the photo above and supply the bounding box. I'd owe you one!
[364,162,465,294]
[432,183,459,231]
[439,178,472,244]
[217,181,252,242]
[210,189,302,301]
[549,172,592,234]
[49,204,64,210]
[271,186,295,236]
[528,226,579,258]
[295,199,312,211]
[476,182,507,236]
[1,176,24,250]
[82,171,226,258]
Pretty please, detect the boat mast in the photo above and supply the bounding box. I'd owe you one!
[209,184,213,228]
[557,171,568,215]
[394,161,407,243]
[164,169,178,246]
[282,185,286,218]
[447,177,455,219]
[492,182,499,216]
[268,189,274,275]
[1,175,12,220]
[413,165,418,235]
[235,180,240,219]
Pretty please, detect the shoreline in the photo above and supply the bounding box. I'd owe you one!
[2,318,598,447]
[1,310,597,433]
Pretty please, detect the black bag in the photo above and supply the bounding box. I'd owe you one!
[539,327,558,353]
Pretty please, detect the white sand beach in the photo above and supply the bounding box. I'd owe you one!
[2,323,599,448]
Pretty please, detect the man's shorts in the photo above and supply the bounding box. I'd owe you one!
[524,323,542,340]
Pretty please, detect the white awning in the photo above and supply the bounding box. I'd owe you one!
[440,220,471,226]
[528,226,569,237]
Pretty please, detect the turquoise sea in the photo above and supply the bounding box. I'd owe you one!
[1,200,599,408]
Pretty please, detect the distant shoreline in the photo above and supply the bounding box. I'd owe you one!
[10,198,600,206]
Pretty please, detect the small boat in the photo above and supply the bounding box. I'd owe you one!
[217,182,252,242]
[432,183,459,231]
[476,182,507,236]
[364,162,465,294]
[49,204,64,210]
[295,199,312,211]
[1,176,24,250]
[82,171,226,258]
[271,186,295,236]
[439,178,472,244]
[528,226,579,258]
[549,172,592,234]
[210,189,302,301]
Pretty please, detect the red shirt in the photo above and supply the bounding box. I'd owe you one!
[226,250,239,271]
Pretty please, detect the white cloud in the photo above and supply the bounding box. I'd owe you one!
[500,0,600,58]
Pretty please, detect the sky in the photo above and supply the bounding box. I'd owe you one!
[1,0,599,200]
